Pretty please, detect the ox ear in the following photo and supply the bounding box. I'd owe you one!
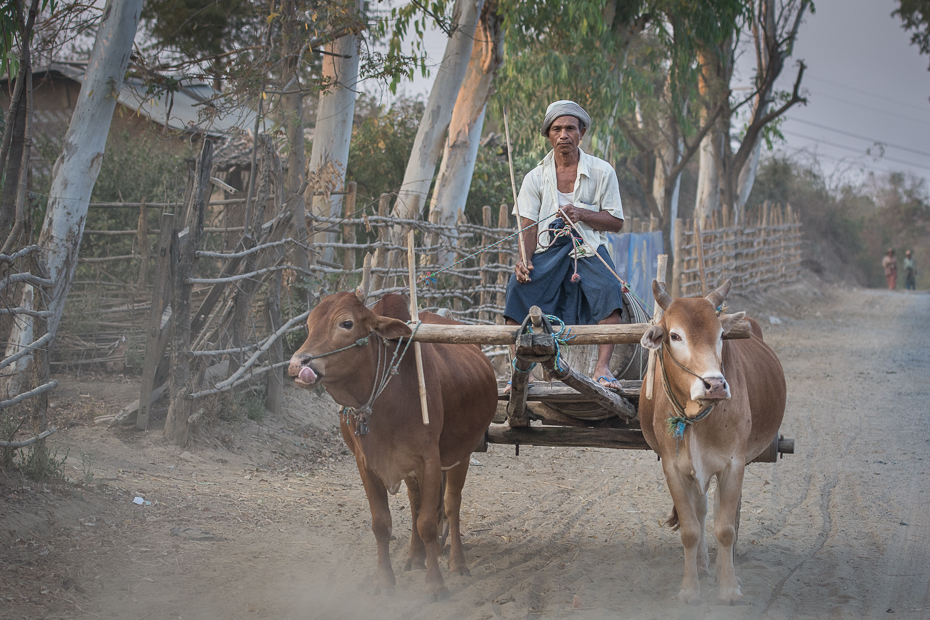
[706,279,732,310]
[372,315,413,341]
[640,324,665,350]
[652,280,673,310]
[719,311,746,335]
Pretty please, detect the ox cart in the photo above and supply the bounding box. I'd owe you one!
[407,303,795,463]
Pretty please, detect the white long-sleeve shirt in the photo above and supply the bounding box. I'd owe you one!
[513,148,624,258]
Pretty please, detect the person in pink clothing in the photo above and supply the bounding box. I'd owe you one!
[882,249,897,290]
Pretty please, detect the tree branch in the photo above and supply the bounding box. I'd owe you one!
[732,60,806,175]
[669,103,724,181]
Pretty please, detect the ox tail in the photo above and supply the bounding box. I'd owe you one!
[664,506,681,531]
[437,472,449,548]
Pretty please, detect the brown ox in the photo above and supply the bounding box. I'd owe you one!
[287,292,497,599]
[638,280,786,605]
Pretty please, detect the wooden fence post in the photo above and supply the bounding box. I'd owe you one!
[671,218,683,297]
[496,204,510,324]
[264,253,285,416]
[453,211,466,313]
[165,139,212,447]
[480,206,492,323]
[136,198,148,289]
[371,193,390,294]
[694,217,707,296]
[342,181,357,272]
[137,213,175,431]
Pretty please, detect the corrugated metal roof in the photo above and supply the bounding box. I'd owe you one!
[41,62,257,138]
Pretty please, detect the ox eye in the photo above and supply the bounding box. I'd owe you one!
[339,320,353,330]
[670,332,682,342]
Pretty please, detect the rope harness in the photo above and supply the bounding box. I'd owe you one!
[509,314,576,377]
[339,321,422,436]
[656,345,718,451]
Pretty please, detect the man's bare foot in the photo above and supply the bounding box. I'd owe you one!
[596,375,622,390]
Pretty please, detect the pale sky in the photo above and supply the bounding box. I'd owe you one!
[370,0,930,189]
[771,0,930,188]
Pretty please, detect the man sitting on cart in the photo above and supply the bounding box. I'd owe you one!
[504,100,626,389]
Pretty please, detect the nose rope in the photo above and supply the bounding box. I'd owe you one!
[305,334,372,361]
[656,345,717,451]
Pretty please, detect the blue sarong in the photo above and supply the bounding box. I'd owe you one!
[504,244,624,325]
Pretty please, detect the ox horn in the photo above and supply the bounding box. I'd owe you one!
[706,279,732,309]
[355,252,372,303]
[653,280,673,310]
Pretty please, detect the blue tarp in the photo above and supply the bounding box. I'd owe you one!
[605,231,664,311]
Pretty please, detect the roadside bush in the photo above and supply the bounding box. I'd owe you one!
[748,156,930,288]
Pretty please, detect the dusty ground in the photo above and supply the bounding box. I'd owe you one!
[1,279,929,620]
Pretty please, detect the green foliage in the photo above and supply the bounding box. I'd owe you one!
[373,0,454,93]
[894,0,930,69]
[141,0,255,60]
[747,156,930,288]
[493,0,750,162]
[464,136,536,223]
[346,95,425,206]
[0,0,56,79]
[748,155,868,278]
[236,388,267,422]
[33,127,191,282]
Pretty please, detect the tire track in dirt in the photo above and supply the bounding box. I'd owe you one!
[761,471,839,615]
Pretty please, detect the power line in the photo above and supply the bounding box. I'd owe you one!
[806,75,930,114]
[781,146,925,180]
[785,117,930,160]
[781,130,930,173]
[809,90,930,127]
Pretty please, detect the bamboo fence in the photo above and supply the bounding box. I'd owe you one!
[671,203,804,297]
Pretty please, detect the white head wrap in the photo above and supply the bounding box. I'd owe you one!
[541,100,591,136]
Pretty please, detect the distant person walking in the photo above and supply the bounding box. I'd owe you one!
[883,249,898,290]
[904,250,916,290]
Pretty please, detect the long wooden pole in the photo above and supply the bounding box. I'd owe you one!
[407,230,430,426]
[502,106,528,266]
[644,254,668,401]
[407,320,751,345]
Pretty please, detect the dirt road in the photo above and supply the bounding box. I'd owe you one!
[2,286,929,619]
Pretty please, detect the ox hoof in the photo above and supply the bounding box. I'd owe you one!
[717,589,747,606]
[427,587,450,602]
[454,565,471,577]
[404,557,426,572]
[677,589,702,606]
[373,585,396,597]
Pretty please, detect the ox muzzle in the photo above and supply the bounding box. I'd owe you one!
[288,354,320,388]
[693,374,730,402]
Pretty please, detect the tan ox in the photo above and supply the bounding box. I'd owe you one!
[288,292,497,600]
[638,280,786,605]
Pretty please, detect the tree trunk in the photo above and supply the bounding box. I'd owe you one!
[693,47,727,222]
[0,0,142,398]
[280,0,310,275]
[307,0,362,263]
[427,1,503,234]
[694,129,720,221]
[391,0,485,222]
